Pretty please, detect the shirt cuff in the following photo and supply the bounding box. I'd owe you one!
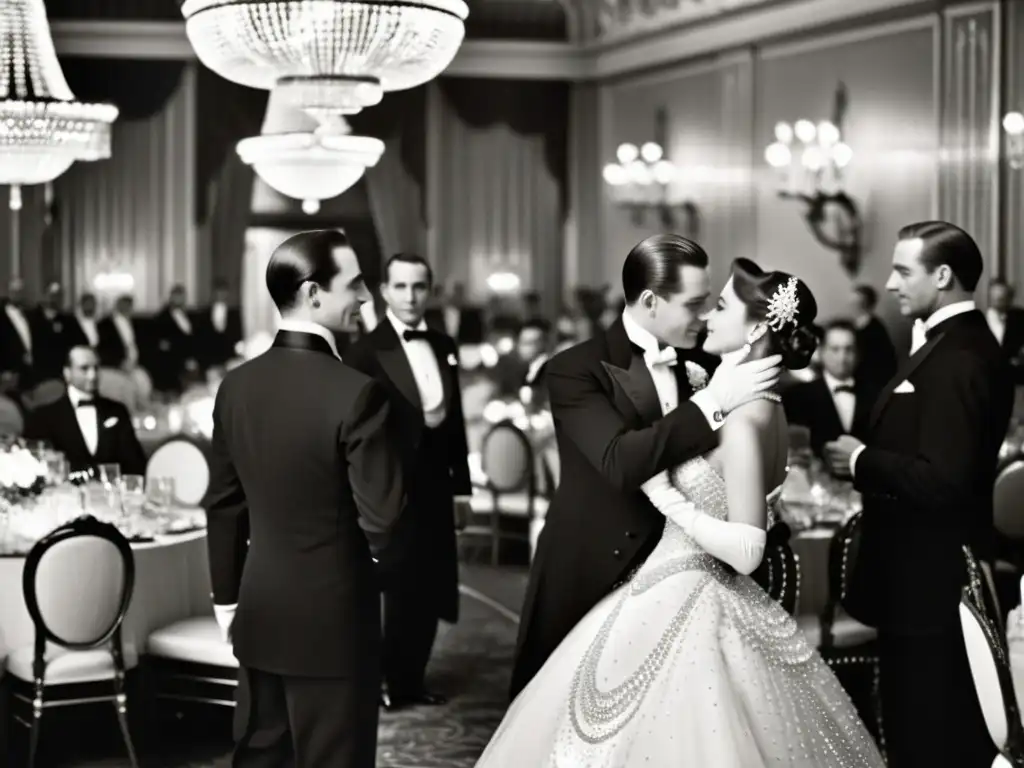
[454,495,472,503]
[690,390,725,431]
[850,445,867,477]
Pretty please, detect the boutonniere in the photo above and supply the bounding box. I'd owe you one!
[103,416,119,428]
[447,353,458,367]
[685,361,708,392]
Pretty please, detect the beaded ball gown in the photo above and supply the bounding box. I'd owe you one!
[476,455,885,767]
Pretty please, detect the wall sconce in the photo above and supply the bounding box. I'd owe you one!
[1003,111,1024,169]
[602,107,700,239]
[764,83,863,276]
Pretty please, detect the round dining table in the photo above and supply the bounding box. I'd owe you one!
[0,528,212,661]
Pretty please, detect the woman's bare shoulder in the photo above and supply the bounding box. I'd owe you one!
[725,398,778,430]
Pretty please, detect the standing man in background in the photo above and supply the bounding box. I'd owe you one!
[346,253,473,711]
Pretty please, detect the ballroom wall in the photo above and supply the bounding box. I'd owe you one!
[583,1,1006,346]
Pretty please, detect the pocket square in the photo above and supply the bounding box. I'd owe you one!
[447,353,458,366]
[893,380,915,394]
[103,416,119,428]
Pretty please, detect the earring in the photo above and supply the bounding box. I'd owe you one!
[312,299,321,309]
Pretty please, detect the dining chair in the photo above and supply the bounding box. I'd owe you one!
[960,546,1024,767]
[21,380,65,410]
[465,420,545,565]
[0,394,23,436]
[145,616,239,717]
[6,515,138,767]
[145,435,211,506]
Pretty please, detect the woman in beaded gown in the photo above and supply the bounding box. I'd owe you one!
[476,259,886,768]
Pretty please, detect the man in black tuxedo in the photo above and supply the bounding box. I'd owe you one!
[345,253,472,711]
[23,346,146,476]
[850,284,898,389]
[65,292,102,353]
[205,230,404,767]
[97,295,142,372]
[0,278,36,386]
[195,278,244,371]
[27,282,71,380]
[783,319,877,459]
[152,284,199,395]
[509,234,782,698]
[986,278,1024,382]
[826,221,1013,768]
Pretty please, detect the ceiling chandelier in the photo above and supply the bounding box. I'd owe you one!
[181,0,469,122]
[237,85,384,214]
[0,0,119,210]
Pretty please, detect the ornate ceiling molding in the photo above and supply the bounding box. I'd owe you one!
[591,0,776,43]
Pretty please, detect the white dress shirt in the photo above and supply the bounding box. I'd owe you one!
[987,307,1007,345]
[278,318,341,360]
[67,385,99,455]
[76,313,99,347]
[212,302,227,334]
[5,304,31,358]
[823,371,856,433]
[851,300,976,475]
[171,307,192,335]
[621,311,723,430]
[387,309,445,427]
[112,312,138,367]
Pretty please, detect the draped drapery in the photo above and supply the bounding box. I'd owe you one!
[429,79,569,315]
[348,86,428,271]
[47,63,197,311]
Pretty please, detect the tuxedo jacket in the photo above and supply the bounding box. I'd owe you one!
[855,315,898,390]
[995,307,1024,383]
[193,304,243,370]
[424,305,485,344]
[845,310,1013,634]
[0,303,34,378]
[783,377,877,458]
[343,320,471,622]
[509,318,719,697]
[26,307,70,380]
[63,315,101,352]
[204,330,405,678]
[23,395,146,476]
[150,306,198,392]
[97,315,141,370]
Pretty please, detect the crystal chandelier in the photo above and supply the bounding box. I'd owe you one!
[181,0,469,121]
[0,0,119,210]
[237,85,384,214]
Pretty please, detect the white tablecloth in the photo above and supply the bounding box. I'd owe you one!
[0,530,212,660]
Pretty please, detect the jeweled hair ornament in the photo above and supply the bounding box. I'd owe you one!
[765,277,800,331]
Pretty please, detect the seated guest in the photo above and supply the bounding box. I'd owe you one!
[24,345,147,476]
[28,281,71,380]
[494,320,552,402]
[783,320,878,459]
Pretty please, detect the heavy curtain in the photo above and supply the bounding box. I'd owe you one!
[430,78,569,315]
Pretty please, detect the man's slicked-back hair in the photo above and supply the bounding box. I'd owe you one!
[266,229,348,313]
[898,220,984,292]
[622,234,709,305]
[384,253,434,286]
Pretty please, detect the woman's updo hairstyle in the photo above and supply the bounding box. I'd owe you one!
[730,258,819,370]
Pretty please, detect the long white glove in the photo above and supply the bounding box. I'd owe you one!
[642,471,767,575]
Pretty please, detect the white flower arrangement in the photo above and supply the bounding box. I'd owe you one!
[0,447,48,498]
[685,361,709,392]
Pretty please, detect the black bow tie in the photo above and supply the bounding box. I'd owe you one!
[832,385,855,395]
[76,398,96,408]
[403,329,430,342]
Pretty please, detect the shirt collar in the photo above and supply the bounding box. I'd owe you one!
[823,371,854,391]
[621,310,660,354]
[76,312,94,324]
[925,300,976,331]
[386,308,427,338]
[67,385,92,406]
[277,318,341,359]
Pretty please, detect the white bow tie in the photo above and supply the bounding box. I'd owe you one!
[645,346,677,367]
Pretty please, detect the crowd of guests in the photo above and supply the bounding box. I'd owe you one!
[0,278,243,405]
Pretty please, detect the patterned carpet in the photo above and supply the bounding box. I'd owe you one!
[25,564,528,767]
